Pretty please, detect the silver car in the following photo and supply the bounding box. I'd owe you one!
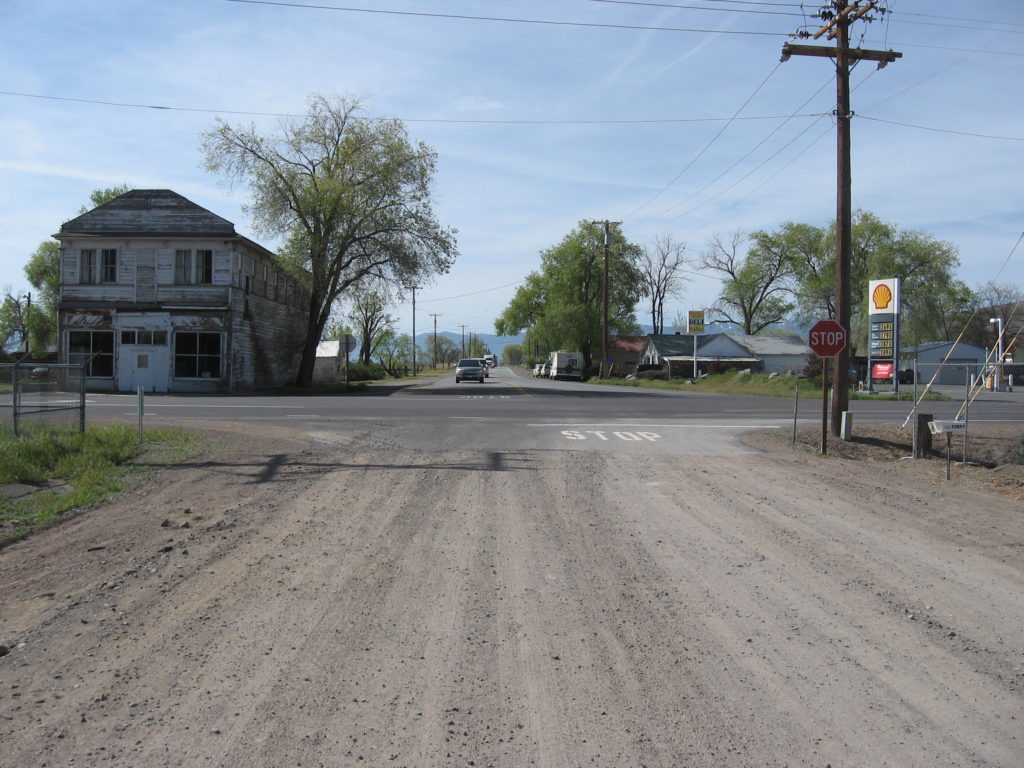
[455,358,485,383]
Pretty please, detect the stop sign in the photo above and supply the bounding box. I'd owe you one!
[808,319,847,357]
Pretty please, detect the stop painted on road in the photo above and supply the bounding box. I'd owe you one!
[561,430,661,442]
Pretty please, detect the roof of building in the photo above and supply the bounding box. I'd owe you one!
[316,340,343,358]
[724,333,809,356]
[610,335,647,352]
[57,189,237,238]
[901,341,987,355]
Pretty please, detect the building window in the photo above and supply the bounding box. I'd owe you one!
[121,330,167,345]
[68,330,114,377]
[175,249,214,284]
[80,249,96,283]
[174,331,221,379]
[101,249,117,282]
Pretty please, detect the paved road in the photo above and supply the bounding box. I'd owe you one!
[86,365,1023,455]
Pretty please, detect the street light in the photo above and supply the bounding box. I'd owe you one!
[990,317,1004,391]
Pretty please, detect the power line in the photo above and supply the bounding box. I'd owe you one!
[856,115,1024,141]
[622,60,784,221]
[0,90,821,125]
[223,0,789,35]
[588,0,804,17]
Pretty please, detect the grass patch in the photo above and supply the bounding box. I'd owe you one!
[593,371,949,400]
[0,425,201,542]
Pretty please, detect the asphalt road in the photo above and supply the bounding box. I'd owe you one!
[85,365,1023,456]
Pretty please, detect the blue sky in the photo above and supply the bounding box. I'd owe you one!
[2,0,1021,341]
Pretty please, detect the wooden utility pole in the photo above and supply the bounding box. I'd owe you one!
[430,313,441,370]
[459,324,467,358]
[781,1,901,435]
[590,220,621,377]
[408,285,419,375]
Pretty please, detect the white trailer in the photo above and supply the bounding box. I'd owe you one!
[549,351,583,380]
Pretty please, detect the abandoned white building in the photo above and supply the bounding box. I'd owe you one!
[56,189,309,393]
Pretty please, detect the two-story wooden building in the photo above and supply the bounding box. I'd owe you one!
[56,189,309,393]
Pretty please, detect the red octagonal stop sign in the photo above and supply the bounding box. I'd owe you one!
[808,319,847,357]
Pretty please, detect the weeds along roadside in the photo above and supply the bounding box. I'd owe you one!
[0,425,202,545]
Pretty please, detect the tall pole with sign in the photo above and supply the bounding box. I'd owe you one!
[688,310,705,378]
[867,278,900,393]
[809,319,847,455]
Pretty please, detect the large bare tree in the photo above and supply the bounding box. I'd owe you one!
[639,234,688,334]
[202,95,457,386]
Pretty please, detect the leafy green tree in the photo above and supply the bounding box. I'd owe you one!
[731,212,968,351]
[3,185,134,355]
[501,344,524,366]
[495,221,645,371]
[700,231,795,335]
[347,289,395,365]
[79,184,133,214]
[374,330,413,376]
[202,94,458,387]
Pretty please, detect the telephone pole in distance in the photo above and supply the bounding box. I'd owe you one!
[781,1,900,435]
[590,220,621,377]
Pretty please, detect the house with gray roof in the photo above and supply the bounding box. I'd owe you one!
[56,189,309,393]
[640,332,809,376]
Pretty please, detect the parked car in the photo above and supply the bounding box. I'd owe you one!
[540,362,551,378]
[533,363,544,377]
[455,358,485,383]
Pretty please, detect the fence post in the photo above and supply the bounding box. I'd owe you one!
[137,387,145,445]
[12,363,20,437]
[79,363,87,433]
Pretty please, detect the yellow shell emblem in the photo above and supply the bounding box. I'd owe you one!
[872,283,893,310]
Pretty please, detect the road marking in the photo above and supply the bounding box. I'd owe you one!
[86,403,303,409]
[529,423,781,429]
[561,430,662,442]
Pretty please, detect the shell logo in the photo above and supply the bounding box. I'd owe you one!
[872,282,893,310]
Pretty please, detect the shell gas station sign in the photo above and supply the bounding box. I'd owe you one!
[868,279,900,390]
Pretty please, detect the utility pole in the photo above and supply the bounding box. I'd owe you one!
[590,220,621,377]
[430,313,441,370]
[408,285,419,375]
[781,1,900,435]
[459,324,467,358]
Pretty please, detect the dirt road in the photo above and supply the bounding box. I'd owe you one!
[1,422,1021,767]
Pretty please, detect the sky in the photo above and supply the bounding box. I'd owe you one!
[2,0,1022,344]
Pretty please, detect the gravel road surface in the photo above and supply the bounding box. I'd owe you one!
[1,418,1021,767]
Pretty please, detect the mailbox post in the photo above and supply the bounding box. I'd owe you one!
[928,420,967,480]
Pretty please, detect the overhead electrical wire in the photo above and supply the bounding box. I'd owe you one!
[622,60,784,222]
[0,90,820,125]
[223,0,789,35]
[657,76,834,217]
[856,115,1023,141]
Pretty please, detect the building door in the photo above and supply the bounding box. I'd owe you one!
[118,330,170,392]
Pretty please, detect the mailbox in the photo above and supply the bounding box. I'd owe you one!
[927,420,966,435]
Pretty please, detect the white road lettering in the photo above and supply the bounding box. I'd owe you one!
[560,430,663,443]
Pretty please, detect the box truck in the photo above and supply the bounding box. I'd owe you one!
[549,351,583,380]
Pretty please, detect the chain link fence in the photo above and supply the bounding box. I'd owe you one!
[0,361,86,438]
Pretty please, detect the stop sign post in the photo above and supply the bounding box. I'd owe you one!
[808,319,847,456]
[808,319,847,357]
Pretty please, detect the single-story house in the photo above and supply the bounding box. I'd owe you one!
[606,335,647,374]
[56,189,309,393]
[900,342,989,386]
[724,333,809,375]
[640,333,758,376]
